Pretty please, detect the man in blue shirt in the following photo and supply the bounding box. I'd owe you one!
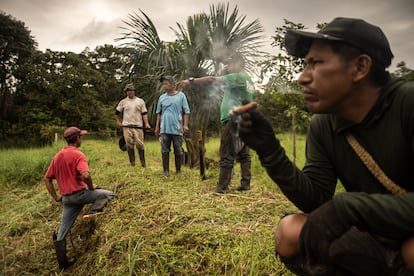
[155,76,190,176]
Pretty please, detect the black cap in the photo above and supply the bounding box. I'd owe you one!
[284,17,394,67]
[159,75,175,85]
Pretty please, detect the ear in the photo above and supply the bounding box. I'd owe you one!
[352,54,371,82]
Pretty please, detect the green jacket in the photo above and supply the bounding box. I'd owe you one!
[220,71,255,123]
[263,78,414,238]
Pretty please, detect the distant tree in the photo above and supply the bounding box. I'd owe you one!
[13,50,114,144]
[259,19,310,134]
[116,9,180,126]
[257,19,314,161]
[0,12,37,139]
[392,61,414,81]
[82,44,133,105]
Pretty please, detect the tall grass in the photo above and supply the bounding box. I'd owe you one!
[0,134,305,275]
[0,144,64,188]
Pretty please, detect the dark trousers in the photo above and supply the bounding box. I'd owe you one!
[218,121,251,187]
[281,227,411,276]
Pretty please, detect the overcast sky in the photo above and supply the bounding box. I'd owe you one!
[2,0,414,70]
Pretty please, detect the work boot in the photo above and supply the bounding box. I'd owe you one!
[236,160,251,191]
[53,233,76,270]
[162,153,169,176]
[236,182,250,191]
[174,154,182,174]
[212,167,233,193]
[127,148,135,166]
[138,149,146,168]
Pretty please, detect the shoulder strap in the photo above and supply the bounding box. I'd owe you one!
[344,130,406,195]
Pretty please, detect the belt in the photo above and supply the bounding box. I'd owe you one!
[64,188,86,196]
[123,125,144,129]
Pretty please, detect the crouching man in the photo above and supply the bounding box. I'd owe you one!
[239,17,414,274]
[45,126,114,270]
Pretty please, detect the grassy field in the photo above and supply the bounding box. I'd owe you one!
[0,134,306,275]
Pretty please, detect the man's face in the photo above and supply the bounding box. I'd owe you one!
[298,41,356,115]
[224,60,242,74]
[126,89,136,99]
[162,80,174,92]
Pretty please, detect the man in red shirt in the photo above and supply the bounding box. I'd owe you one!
[45,126,114,270]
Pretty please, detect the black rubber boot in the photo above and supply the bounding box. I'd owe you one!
[162,153,169,176]
[174,154,182,173]
[53,233,76,270]
[138,149,146,168]
[236,161,251,191]
[213,167,233,193]
[127,148,135,166]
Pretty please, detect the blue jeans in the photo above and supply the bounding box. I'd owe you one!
[57,188,114,241]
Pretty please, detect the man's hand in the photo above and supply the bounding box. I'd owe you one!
[238,105,280,158]
[178,79,190,88]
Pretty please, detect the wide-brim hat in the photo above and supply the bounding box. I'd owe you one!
[123,83,136,92]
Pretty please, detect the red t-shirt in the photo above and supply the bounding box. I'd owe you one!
[45,146,89,195]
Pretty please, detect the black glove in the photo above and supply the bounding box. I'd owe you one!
[238,105,280,159]
[299,200,350,274]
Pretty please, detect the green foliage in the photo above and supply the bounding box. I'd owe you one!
[0,143,62,187]
[260,19,306,83]
[256,19,312,135]
[82,44,131,104]
[256,90,310,134]
[0,11,37,138]
[39,124,66,144]
[392,61,414,81]
[10,50,116,144]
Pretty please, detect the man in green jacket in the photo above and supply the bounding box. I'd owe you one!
[239,17,414,275]
[180,53,255,193]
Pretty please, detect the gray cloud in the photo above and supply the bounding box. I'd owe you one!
[63,18,120,49]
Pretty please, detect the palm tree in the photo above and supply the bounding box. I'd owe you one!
[173,3,266,166]
[204,3,266,75]
[116,9,182,122]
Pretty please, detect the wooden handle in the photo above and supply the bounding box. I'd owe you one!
[230,102,257,115]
